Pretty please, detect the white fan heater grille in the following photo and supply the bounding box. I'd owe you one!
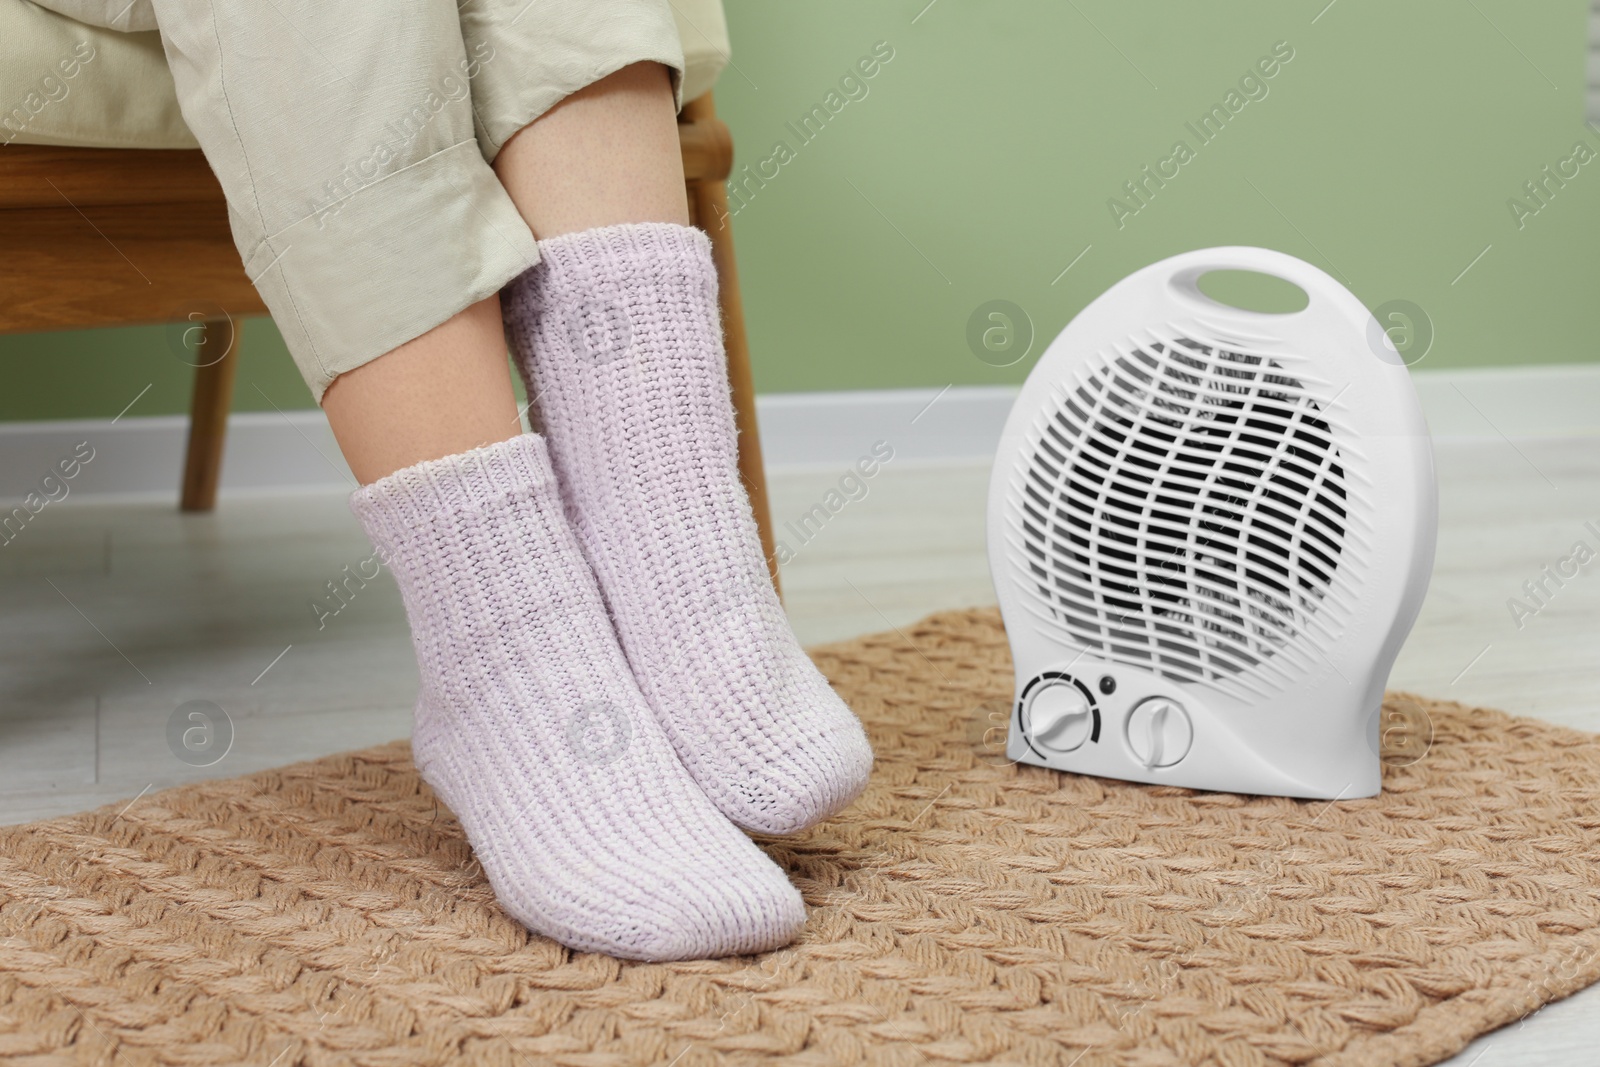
[1014,336,1357,698]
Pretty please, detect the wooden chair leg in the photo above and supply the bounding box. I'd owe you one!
[681,94,782,599]
[180,318,239,512]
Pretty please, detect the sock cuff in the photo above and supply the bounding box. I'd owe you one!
[348,433,555,543]
[530,222,715,288]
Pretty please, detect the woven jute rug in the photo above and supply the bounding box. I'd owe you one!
[4,608,1600,1067]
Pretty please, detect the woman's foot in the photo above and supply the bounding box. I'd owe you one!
[349,433,806,960]
[503,223,874,836]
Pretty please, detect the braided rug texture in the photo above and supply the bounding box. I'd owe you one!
[4,607,1600,1067]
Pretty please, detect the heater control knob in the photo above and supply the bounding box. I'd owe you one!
[1125,697,1194,769]
[1023,681,1095,754]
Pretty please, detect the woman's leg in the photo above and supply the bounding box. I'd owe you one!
[493,61,689,238]
[321,295,520,485]
[494,65,875,838]
[147,0,806,960]
[321,59,688,485]
[319,67,811,958]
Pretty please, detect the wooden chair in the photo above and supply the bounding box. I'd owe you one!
[0,91,780,594]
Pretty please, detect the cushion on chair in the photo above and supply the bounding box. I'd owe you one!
[0,0,730,149]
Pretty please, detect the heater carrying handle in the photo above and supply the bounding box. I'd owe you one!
[1160,246,1342,321]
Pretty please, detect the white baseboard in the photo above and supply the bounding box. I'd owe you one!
[754,384,1020,470]
[2,364,1597,504]
[1408,364,1600,439]
[0,411,356,506]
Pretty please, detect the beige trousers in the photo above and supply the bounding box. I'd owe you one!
[35,0,686,401]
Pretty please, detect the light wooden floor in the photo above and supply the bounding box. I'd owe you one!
[2,438,1596,1066]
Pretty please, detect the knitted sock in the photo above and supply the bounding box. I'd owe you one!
[348,434,806,960]
[502,222,874,836]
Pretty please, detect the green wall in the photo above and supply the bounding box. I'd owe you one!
[2,0,1593,421]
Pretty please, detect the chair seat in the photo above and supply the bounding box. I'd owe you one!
[0,0,730,149]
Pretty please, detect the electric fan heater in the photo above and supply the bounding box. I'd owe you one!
[988,247,1436,799]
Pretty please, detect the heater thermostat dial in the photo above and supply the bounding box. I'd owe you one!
[1125,697,1194,769]
[1022,679,1096,754]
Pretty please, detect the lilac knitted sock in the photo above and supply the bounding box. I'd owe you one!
[502,222,874,836]
[348,434,805,960]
